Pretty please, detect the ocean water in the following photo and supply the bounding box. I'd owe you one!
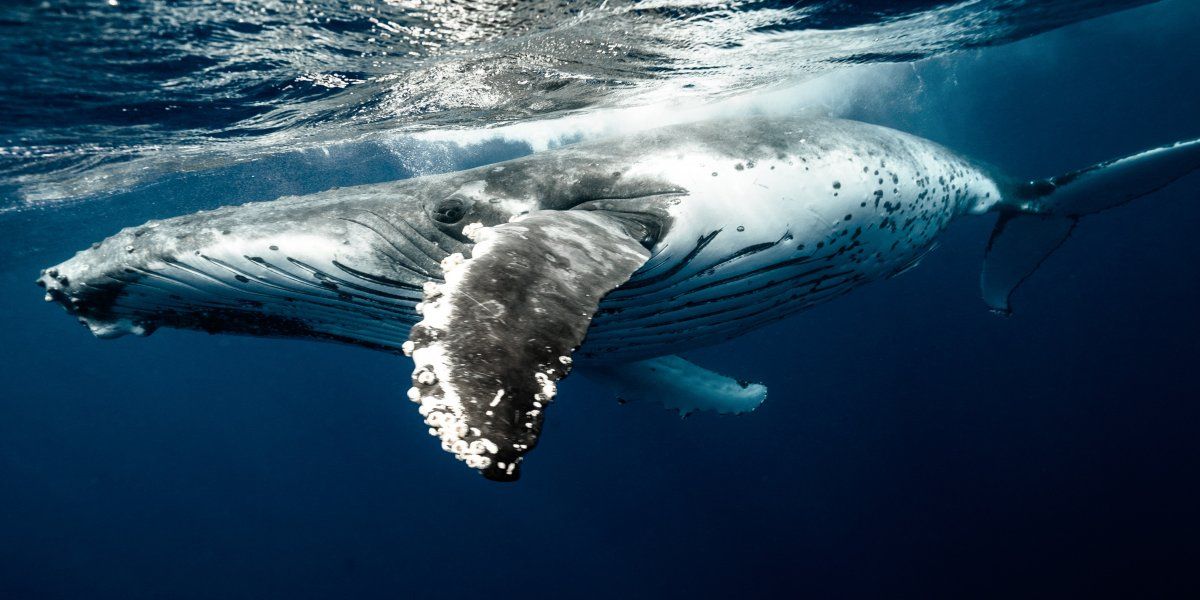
[2,1,1198,597]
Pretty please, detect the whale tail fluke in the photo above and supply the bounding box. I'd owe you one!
[982,138,1200,314]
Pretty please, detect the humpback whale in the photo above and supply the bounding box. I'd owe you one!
[36,117,1200,480]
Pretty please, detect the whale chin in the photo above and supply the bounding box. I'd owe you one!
[37,195,448,352]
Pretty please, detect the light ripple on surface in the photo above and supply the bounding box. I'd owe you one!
[0,0,1154,205]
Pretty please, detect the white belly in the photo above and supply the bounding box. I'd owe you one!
[585,121,1001,361]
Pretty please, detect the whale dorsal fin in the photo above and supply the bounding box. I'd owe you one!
[404,210,651,481]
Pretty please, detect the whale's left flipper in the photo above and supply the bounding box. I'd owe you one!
[984,138,1200,314]
[581,355,767,417]
[405,210,651,481]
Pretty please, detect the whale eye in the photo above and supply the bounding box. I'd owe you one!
[431,198,468,224]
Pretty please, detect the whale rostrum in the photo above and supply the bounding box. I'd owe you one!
[37,117,1200,480]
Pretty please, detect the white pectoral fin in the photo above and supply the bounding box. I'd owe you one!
[1032,138,1200,217]
[582,355,767,417]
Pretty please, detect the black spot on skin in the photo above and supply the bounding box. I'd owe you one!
[832,181,841,189]
[269,245,279,251]
[735,163,745,171]
[736,226,745,232]
[816,242,825,249]
[234,275,249,283]
[712,172,718,177]
[843,214,852,221]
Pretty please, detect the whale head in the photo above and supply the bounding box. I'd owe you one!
[34,179,492,351]
[36,154,676,352]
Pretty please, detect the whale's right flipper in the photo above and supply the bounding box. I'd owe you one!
[404,210,652,481]
[582,356,768,417]
[984,138,1200,314]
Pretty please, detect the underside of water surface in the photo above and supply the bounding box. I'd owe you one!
[0,0,1156,207]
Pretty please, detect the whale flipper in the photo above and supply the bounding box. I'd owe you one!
[404,210,651,481]
[985,138,1200,313]
[582,355,767,417]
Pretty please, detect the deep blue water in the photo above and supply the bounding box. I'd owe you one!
[2,1,1199,598]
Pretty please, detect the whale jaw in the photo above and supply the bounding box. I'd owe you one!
[37,197,445,351]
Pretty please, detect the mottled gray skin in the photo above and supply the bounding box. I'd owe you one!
[37,117,1004,361]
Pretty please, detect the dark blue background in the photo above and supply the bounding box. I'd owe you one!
[2,2,1198,597]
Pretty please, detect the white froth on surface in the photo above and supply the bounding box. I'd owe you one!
[408,64,909,153]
